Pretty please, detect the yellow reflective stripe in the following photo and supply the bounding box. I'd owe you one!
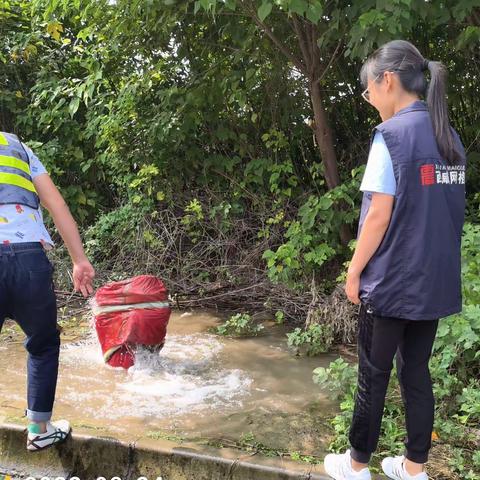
[0,173,37,193]
[0,134,8,145]
[0,155,31,174]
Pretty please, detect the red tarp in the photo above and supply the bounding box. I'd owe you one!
[93,275,171,369]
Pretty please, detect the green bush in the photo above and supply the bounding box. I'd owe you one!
[84,204,145,260]
[316,223,480,477]
[287,323,334,356]
[262,168,365,288]
[216,313,264,337]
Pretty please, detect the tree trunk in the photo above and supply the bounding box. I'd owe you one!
[310,76,353,245]
[310,79,340,190]
[251,13,353,244]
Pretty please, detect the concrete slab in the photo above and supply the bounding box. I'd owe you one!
[0,423,331,480]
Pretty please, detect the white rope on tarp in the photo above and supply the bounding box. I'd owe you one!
[92,301,171,316]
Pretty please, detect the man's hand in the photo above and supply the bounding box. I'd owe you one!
[34,173,96,297]
[73,259,95,297]
[345,270,361,304]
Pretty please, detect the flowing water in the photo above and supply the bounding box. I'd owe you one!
[0,311,336,454]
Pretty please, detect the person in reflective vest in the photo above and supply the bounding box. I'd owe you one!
[0,131,95,451]
[323,40,466,480]
[0,132,40,209]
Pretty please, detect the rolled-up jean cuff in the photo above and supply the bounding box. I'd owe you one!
[405,449,428,464]
[350,447,371,464]
[26,409,52,422]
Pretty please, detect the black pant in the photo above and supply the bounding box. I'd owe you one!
[0,242,59,422]
[349,304,438,464]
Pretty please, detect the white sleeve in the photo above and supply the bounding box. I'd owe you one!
[360,131,396,196]
[22,143,48,179]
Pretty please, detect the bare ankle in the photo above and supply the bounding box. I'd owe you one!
[351,458,368,472]
[404,458,424,475]
[30,421,47,433]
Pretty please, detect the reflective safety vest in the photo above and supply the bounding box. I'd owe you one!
[0,132,40,209]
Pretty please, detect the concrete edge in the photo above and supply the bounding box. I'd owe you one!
[0,423,330,480]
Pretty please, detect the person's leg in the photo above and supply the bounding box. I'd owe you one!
[396,319,439,473]
[10,247,60,430]
[0,252,8,336]
[349,304,408,464]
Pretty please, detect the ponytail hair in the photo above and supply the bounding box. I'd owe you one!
[360,40,463,165]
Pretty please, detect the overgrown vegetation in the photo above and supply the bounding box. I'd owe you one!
[287,323,334,355]
[314,223,480,479]
[215,313,264,337]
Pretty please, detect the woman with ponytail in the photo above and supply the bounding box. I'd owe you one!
[323,40,466,480]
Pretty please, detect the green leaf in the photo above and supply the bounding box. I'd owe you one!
[288,0,309,16]
[258,2,272,22]
[305,2,323,23]
[199,0,212,11]
[46,21,63,41]
[77,191,87,205]
[69,97,80,118]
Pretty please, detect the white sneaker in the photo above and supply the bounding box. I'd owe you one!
[382,455,428,480]
[324,449,371,480]
[26,420,71,451]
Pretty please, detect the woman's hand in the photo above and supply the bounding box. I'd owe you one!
[73,259,95,297]
[345,270,361,304]
[344,193,394,305]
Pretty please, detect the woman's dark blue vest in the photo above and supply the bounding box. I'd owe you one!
[358,101,466,320]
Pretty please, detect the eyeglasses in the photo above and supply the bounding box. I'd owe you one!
[361,73,382,103]
[361,70,400,103]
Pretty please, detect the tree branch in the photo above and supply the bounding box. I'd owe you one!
[308,23,319,75]
[313,37,343,85]
[240,1,307,75]
[291,15,312,77]
[469,8,480,26]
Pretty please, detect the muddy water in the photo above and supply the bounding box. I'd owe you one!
[0,311,336,454]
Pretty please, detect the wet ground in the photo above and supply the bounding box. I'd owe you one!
[0,310,337,461]
[1,310,459,480]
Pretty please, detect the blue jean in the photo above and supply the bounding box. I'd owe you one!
[0,242,59,422]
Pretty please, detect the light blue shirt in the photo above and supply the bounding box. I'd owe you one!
[360,131,396,196]
[0,145,54,247]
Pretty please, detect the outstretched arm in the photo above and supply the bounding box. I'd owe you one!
[33,174,95,297]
